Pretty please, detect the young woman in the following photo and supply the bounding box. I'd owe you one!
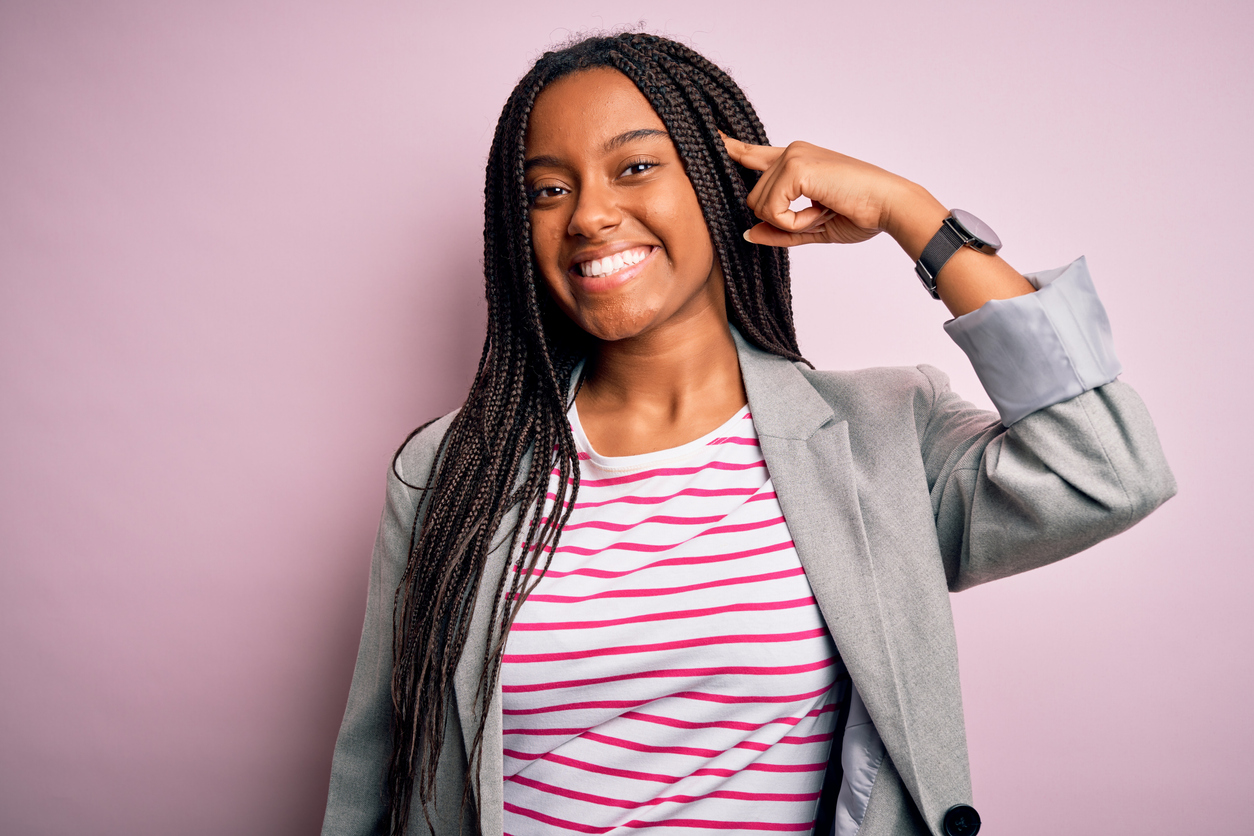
[322,33,1175,836]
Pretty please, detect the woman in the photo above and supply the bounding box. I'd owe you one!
[322,33,1174,836]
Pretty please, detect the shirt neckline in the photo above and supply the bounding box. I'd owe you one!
[568,401,752,474]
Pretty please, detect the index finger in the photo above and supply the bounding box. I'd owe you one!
[719,131,784,172]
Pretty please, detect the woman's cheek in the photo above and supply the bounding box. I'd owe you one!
[656,193,710,273]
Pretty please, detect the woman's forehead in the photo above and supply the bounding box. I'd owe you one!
[525,68,667,158]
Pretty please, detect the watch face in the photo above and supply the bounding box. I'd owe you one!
[951,208,1001,252]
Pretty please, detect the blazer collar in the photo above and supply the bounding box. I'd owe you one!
[731,325,834,440]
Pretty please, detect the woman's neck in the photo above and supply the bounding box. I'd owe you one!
[574,307,747,457]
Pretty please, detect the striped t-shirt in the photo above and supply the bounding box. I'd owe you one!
[501,403,847,835]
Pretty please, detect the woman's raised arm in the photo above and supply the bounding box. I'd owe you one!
[721,133,1034,317]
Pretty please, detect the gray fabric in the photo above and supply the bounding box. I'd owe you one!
[321,329,1175,836]
[856,757,931,836]
[943,256,1122,425]
[320,411,482,836]
[833,684,886,836]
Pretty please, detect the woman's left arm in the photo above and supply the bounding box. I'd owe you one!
[725,134,1132,425]
[723,135,1177,586]
[722,135,1033,317]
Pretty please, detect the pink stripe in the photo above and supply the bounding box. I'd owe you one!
[509,597,814,631]
[544,515,787,557]
[743,761,827,773]
[780,733,834,745]
[508,750,826,780]
[625,819,813,832]
[521,566,806,605]
[503,656,833,694]
[578,459,765,488]
[580,731,731,758]
[562,513,729,532]
[505,752,740,784]
[506,801,813,832]
[503,627,828,663]
[505,752,683,783]
[507,774,818,809]
[617,703,835,733]
[707,436,760,446]
[504,802,605,834]
[622,819,812,831]
[673,682,842,706]
[514,539,793,581]
[574,731,830,758]
[503,704,837,737]
[502,683,838,715]
[546,486,760,510]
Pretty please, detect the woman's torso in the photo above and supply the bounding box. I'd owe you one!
[500,404,847,835]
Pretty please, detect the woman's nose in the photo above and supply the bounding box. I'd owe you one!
[567,182,621,238]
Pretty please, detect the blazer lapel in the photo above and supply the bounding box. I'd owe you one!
[733,330,924,813]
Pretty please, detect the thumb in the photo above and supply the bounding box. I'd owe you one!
[743,222,808,248]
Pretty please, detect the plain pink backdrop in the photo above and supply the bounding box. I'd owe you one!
[2,1,1250,833]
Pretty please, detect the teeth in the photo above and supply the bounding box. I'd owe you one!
[579,247,650,278]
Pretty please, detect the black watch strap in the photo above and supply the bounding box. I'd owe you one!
[914,217,967,299]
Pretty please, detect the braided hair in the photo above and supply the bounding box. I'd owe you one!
[387,32,804,834]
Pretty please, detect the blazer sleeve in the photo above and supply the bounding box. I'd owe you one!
[943,256,1123,426]
[322,414,460,836]
[915,259,1176,590]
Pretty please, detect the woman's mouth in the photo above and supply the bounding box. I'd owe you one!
[577,246,652,278]
[569,246,658,291]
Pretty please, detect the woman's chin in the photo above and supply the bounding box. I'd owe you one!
[584,323,651,343]
[565,302,663,344]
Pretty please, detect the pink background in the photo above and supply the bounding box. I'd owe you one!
[2,1,1250,833]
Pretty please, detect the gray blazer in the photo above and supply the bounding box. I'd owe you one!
[322,324,1175,836]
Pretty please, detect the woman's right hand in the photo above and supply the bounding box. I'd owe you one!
[721,132,1036,317]
[721,133,940,249]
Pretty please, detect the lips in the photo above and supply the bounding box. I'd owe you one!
[568,245,658,291]
[576,246,652,278]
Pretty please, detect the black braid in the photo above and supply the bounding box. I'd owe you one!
[385,32,805,834]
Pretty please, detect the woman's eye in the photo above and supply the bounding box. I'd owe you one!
[621,161,656,176]
[528,185,568,203]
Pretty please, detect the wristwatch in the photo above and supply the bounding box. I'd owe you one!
[914,209,1002,299]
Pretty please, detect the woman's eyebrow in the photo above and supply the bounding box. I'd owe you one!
[602,128,668,152]
[523,154,561,173]
[523,129,669,173]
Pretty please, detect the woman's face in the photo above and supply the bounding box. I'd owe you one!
[524,68,725,343]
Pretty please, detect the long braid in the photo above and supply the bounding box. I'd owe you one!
[386,32,805,834]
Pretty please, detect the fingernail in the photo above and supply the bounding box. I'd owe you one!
[742,229,754,243]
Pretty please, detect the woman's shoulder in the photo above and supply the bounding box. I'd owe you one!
[390,407,461,488]
[788,362,1003,448]
[795,362,957,414]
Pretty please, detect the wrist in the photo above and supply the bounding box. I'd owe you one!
[882,182,949,260]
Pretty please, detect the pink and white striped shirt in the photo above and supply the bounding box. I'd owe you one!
[501,404,846,835]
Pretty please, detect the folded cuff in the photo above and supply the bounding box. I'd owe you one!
[943,255,1122,425]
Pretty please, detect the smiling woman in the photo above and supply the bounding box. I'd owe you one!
[320,33,1176,836]
[525,68,746,455]
[526,73,721,340]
